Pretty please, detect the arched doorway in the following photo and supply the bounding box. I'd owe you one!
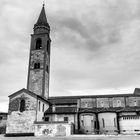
[79,113,97,134]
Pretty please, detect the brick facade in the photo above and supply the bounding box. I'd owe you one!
[6,91,37,134]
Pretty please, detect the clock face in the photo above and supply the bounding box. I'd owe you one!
[30,51,44,69]
[31,51,44,61]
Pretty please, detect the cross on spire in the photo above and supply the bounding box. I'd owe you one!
[43,1,45,7]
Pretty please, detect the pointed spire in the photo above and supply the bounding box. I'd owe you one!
[34,4,50,30]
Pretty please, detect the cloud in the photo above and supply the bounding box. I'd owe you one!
[1,0,140,111]
[50,0,140,96]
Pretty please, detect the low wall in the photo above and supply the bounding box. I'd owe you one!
[6,111,36,134]
[34,121,73,137]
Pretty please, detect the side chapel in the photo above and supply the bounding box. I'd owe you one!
[6,5,140,136]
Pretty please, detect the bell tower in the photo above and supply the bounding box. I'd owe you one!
[27,4,51,99]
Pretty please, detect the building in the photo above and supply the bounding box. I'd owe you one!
[5,5,140,136]
[0,112,7,134]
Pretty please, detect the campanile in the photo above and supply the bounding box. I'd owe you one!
[27,4,51,99]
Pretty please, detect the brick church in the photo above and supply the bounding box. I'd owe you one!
[5,5,140,136]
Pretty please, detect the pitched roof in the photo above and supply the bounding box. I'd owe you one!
[48,92,140,105]
[45,107,77,114]
[8,88,37,98]
[8,88,51,104]
[55,107,77,114]
[49,93,137,100]
[44,107,52,114]
[45,106,140,114]
[34,4,50,29]
[48,98,77,105]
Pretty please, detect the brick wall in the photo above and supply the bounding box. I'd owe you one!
[80,98,96,108]
[126,97,140,107]
[6,92,37,134]
[79,96,140,108]
[97,98,109,108]
[28,70,43,96]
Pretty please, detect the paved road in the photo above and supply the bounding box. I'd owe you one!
[0,135,140,140]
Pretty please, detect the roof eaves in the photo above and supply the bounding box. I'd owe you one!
[49,93,140,100]
[37,95,51,105]
[8,88,37,99]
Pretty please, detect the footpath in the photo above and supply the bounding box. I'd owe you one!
[0,134,140,140]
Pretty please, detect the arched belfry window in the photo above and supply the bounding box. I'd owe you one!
[36,38,42,49]
[34,63,40,69]
[20,99,25,112]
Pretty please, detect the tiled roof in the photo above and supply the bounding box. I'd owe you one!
[45,107,77,114]
[48,92,140,105]
[48,98,77,105]
[44,107,52,114]
[55,107,77,113]
[49,93,140,100]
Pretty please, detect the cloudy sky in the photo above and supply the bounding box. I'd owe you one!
[1,0,140,112]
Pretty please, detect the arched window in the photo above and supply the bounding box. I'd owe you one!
[114,118,116,127]
[102,118,105,128]
[101,101,104,107]
[117,100,121,107]
[20,99,25,112]
[85,102,88,108]
[38,101,40,111]
[36,38,42,49]
[42,104,44,112]
[34,63,40,69]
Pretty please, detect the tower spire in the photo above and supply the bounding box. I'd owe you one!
[34,4,50,32]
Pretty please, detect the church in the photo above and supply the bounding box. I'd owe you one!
[5,5,140,136]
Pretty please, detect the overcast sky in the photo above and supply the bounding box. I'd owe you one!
[1,0,140,112]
